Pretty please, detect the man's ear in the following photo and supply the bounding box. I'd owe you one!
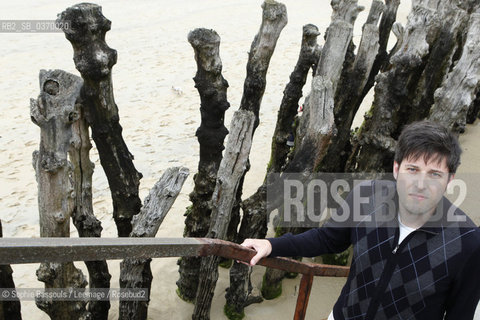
[393,161,399,180]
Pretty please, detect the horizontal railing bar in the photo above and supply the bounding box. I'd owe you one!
[0,237,204,264]
[0,237,349,277]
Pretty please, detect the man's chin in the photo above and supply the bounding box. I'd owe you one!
[403,205,432,216]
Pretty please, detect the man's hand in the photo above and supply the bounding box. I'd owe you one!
[240,238,272,266]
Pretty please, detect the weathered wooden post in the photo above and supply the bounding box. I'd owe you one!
[0,221,21,320]
[179,0,288,308]
[193,110,256,320]
[177,28,230,302]
[57,3,143,237]
[69,94,111,320]
[226,0,288,248]
[119,167,189,320]
[224,23,321,317]
[281,0,363,174]
[187,2,287,318]
[31,69,90,320]
[58,6,145,316]
[261,0,363,296]
[314,0,397,173]
[268,24,322,174]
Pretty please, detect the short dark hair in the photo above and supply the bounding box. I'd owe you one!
[394,120,462,173]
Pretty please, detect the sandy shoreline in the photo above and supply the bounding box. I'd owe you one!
[1,0,479,319]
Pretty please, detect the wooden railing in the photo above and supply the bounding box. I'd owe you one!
[0,237,349,320]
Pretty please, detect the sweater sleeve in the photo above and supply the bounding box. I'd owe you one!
[267,180,363,258]
[268,223,351,257]
[444,245,480,320]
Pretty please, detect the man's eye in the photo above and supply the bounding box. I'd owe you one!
[430,172,443,178]
[407,168,417,173]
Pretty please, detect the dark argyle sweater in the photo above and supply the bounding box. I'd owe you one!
[268,180,480,320]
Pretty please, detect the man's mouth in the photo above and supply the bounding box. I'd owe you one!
[409,193,427,200]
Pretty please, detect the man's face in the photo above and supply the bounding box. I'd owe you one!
[393,155,452,218]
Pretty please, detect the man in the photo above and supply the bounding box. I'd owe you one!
[242,120,480,319]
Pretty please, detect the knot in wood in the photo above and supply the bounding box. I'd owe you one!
[43,80,60,95]
[53,211,67,223]
[41,153,67,173]
[36,262,59,283]
[68,111,80,123]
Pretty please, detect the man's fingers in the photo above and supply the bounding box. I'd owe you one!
[250,248,266,266]
[237,259,250,266]
[239,239,271,266]
[250,255,260,266]
[240,239,254,249]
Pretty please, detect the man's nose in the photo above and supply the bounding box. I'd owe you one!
[415,173,427,190]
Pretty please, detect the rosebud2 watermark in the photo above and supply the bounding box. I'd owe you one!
[266,173,468,228]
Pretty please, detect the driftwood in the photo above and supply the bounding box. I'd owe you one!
[119,167,189,320]
[177,28,230,302]
[58,3,142,237]
[193,110,256,320]
[31,69,89,320]
[69,95,111,320]
[224,24,321,316]
[0,221,21,320]
[180,1,287,315]
[347,0,474,172]
[429,9,480,132]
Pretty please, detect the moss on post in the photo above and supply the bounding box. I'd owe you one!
[261,273,282,300]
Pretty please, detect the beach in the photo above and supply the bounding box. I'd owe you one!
[1,0,479,319]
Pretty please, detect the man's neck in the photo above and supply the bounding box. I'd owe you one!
[398,208,434,229]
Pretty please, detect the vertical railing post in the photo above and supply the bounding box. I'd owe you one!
[294,273,314,320]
